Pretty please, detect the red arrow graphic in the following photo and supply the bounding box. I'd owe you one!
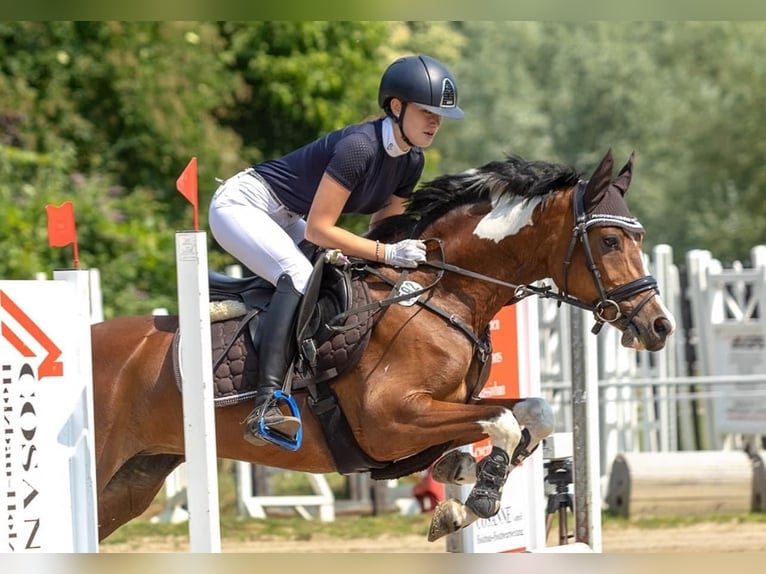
[0,289,63,380]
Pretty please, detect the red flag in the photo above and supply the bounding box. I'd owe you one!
[46,201,77,247]
[176,157,199,230]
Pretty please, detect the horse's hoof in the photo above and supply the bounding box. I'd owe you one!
[432,451,476,485]
[465,488,501,518]
[427,498,466,542]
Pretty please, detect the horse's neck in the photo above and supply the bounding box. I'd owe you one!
[427,201,565,327]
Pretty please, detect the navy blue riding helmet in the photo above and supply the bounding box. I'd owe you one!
[378,55,464,145]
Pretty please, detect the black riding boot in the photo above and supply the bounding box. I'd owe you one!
[243,273,303,447]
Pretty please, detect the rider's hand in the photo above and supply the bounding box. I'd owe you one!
[383,239,427,268]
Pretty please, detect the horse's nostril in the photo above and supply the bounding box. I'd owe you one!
[654,317,673,337]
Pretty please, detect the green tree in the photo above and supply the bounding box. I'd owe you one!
[646,22,766,263]
[0,143,178,316]
[0,21,243,219]
[215,21,390,163]
[440,22,766,264]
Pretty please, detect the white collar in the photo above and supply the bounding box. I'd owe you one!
[382,117,409,157]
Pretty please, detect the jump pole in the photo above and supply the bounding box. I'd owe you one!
[569,306,602,551]
[175,157,221,552]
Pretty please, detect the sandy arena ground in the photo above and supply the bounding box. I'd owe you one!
[100,520,766,553]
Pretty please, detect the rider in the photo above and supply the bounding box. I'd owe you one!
[208,54,464,448]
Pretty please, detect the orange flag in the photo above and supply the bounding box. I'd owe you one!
[176,157,199,230]
[46,201,77,247]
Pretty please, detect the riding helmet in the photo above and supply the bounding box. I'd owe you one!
[378,55,464,119]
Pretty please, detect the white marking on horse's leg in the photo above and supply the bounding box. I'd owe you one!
[512,398,555,449]
[478,409,522,454]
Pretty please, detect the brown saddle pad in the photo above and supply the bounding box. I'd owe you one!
[171,278,374,407]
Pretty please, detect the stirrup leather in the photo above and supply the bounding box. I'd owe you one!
[248,390,303,451]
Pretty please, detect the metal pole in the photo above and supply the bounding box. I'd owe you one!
[569,306,602,551]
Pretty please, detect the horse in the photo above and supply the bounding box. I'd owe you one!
[90,148,675,543]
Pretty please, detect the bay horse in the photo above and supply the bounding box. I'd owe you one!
[91,148,675,543]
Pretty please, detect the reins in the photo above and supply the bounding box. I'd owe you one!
[325,179,660,360]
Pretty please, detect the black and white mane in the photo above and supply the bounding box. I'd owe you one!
[369,154,581,241]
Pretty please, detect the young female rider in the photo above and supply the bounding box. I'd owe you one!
[208,54,464,449]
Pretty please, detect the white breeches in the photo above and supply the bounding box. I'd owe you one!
[208,168,313,293]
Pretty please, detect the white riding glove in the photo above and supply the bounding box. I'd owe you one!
[383,239,427,268]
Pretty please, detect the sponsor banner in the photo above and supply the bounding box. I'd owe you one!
[446,299,546,553]
[1,280,97,552]
[711,327,766,433]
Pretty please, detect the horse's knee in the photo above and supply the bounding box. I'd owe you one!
[480,409,521,453]
[512,397,554,440]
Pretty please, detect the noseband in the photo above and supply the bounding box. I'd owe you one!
[561,180,659,334]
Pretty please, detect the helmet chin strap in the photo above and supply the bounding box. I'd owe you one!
[394,102,415,148]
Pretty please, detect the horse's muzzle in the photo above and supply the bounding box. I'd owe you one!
[618,312,674,351]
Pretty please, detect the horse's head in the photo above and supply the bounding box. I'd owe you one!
[372,149,675,352]
[550,148,675,351]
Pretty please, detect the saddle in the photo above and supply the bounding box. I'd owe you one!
[203,259,375,406]
[171,245,493,478]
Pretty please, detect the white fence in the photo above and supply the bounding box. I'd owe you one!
[540,244,766,490]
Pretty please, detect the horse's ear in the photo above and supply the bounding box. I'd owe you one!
[583,148,614,209]
[610,151,635,197]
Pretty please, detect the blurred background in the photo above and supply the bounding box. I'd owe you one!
[2,21,764,317]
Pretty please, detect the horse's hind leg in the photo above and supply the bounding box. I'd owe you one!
[98,453,183,542]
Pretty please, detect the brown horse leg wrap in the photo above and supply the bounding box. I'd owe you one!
[465,446,511,519]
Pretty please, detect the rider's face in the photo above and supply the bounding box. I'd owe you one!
[390,99,443,149]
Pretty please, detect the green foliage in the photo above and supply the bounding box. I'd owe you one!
[439,22,766,264]
[215,21,390,161]
[0,143,178,316]
[2,21,765,319]
[0,22,243,209]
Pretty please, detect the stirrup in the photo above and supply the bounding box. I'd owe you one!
[250,390,303,451]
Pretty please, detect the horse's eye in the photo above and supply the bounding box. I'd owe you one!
[603,235,620,250]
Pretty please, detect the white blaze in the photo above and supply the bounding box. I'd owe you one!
[474,193,543,243]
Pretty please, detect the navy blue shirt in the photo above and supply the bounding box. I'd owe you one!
[253,119,424,215]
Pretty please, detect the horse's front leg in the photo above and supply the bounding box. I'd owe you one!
[427,398,555,542]
[431,397,554,485]
[486,397,555,465]
[428,409,520,541]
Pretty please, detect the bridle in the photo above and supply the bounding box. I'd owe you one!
[559,180,659,334]
[414,180,660,335]
[333,180,660,339]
